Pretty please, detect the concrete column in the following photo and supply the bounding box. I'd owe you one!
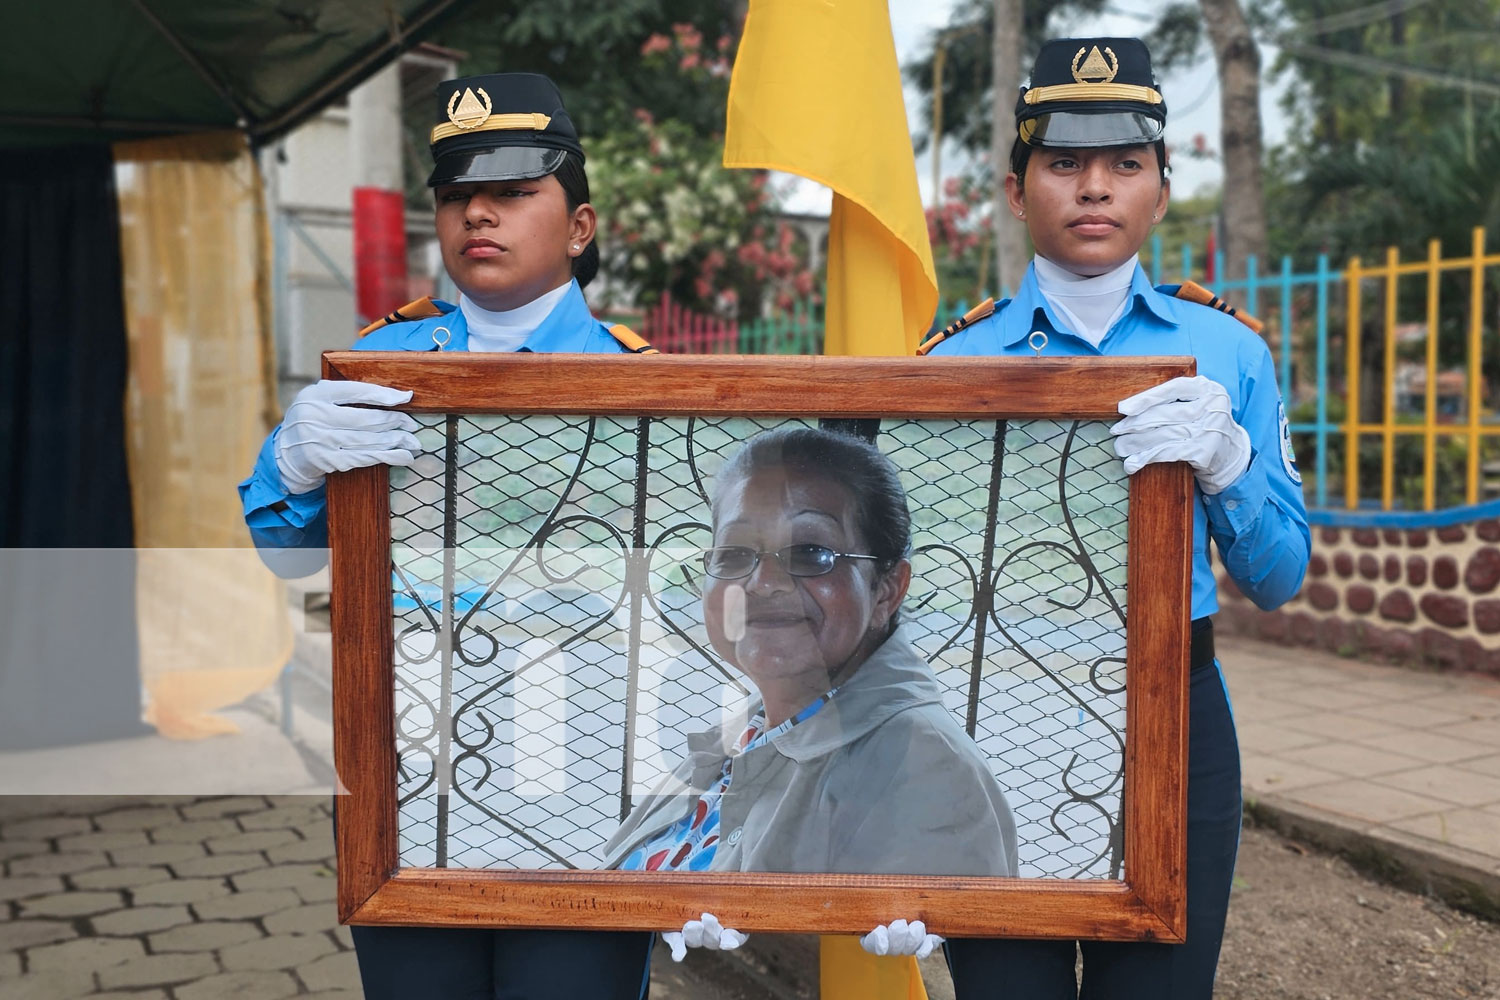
[350,63,404,191]
[799,220,828,279]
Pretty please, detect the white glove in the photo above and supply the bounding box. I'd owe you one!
[860,919,944,959]
[1111,375,1252,495]
[274,380,421,494]
[661,912,749,963]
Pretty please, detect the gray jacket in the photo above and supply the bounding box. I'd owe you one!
[602,628,1018,876]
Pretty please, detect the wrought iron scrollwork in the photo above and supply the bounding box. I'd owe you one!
[390,415,1129,878]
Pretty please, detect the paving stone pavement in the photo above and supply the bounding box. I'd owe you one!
[1221,634,1500,913]
[2,638,1498,998]
[0,795,361,999]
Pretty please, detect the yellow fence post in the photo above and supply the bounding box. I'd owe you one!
[1346,256,1363,510]
[1469,227,1485,506]
[1382,245,1399,510]
[1424,239,1440,511]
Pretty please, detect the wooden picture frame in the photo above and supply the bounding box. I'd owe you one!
[325,353,1195,941]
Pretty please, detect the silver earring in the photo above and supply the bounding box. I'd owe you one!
[572,243,581,250]
[1017,210,1025,219]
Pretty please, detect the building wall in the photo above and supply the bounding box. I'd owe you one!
[261,49,456,409]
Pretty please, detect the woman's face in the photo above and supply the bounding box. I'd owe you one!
[433,174,595,311]
[702,467,908,689]
[1006,144,1169,277]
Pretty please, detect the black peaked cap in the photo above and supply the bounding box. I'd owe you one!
[427,72,584,187]
[1015,38,1167,148]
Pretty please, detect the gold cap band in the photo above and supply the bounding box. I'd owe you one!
[429,112,554,146]
[1023,82,1163,106]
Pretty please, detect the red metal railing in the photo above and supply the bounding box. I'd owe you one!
[639,292,739,354]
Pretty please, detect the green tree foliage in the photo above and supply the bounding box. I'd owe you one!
[928,172,997,303]
[590,111,814,320]
[905,0,1212,155]
[429,3,815,317]
[1264,0,1500,264]
[431,0,741,138]
[1262,0,1500,425]
[1146,188,1224,276]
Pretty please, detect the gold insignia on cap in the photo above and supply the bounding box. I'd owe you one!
[1072,45,1119,84]
[428,111,554,145]
[446,87,493,130]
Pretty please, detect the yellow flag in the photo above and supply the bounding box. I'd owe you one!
[726,3,938,995]
[724,0,939,356]
[820,935,931,1000]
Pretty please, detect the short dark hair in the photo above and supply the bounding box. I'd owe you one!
[711,426,912,581]
[1008,137,1169,192]
[552,152,598,288]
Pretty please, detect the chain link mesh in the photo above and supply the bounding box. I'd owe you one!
[390,416,1128,878]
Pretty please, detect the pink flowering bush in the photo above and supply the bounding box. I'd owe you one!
[926,172,994,302]
[588,26,816,320]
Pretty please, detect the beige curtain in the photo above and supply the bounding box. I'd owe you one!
[114,132,292,739]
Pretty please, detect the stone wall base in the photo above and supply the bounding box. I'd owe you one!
[1214,514,1500,680]
[1214,602,1500,679]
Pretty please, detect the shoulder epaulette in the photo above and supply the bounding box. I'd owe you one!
[608,323,659,354]
[916,298,996,356]
[358,297,446,338]
[1172,280,1264,335]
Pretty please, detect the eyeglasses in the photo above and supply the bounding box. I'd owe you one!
[700,544,880,580]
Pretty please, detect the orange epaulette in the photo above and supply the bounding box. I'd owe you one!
[1173,280,1264,335]
[357,296,446,338]
[609,323,659,355]
[916,298,996,356]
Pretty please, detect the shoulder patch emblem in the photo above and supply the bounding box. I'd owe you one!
[1173,280,1264,334]
[357,296,446,338]
[608,324,658,354]
[917,298,996,356]
[1278,401,1302,485]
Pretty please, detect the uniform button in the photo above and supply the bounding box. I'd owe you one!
[1225,499,1239,511]
[727,827,743,846]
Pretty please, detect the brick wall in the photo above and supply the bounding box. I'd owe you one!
[1215,516,1500,678]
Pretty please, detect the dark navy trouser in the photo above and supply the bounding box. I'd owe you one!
[350,925,655,1000]
[946,658,1241,999]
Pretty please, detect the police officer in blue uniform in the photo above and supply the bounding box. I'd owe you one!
[239,73,656,1000]
[923,37,1310,998]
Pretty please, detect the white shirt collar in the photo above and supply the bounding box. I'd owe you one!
[1031,254,1139,349]
[458,281,573,353]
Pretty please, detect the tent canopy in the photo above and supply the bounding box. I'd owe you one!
[0,0,469,148]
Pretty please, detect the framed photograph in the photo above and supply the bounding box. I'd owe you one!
[325,353,1195,941]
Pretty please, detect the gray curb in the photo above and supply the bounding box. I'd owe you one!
[1244,794,1500,922]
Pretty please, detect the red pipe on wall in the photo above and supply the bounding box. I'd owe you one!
[352,186,408,325]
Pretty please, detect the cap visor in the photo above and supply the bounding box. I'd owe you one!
[1022,111,1165,148]
[427,146,568,187]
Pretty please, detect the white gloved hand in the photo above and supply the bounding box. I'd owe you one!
[1111,375,1252,495]
[274,380,422,494]
[661,912,749,963]
[860,919,944,959]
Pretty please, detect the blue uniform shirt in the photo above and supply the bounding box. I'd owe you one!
[239,279,629,556]
[929,262,1310,618]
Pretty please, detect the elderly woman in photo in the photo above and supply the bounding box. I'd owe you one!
[604,427,1016,934]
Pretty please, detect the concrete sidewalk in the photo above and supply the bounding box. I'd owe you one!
[1220,635,1500,917]
[1,637,1497,998]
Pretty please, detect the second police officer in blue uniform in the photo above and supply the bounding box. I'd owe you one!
[921,37,1310,999]
[239,73,657,1000]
